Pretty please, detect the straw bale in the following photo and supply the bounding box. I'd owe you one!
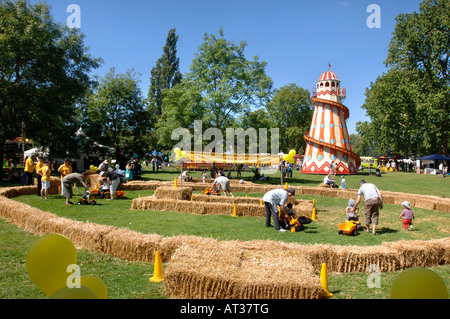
[0,187,18,198]
[164,241,325,299]
[159,235,218,263]
[101,228,163,262]
[436,202,450,213]
[154,186,192,201]
[414,199,436,210]
[121,181,161,190]
[189,201,207,214]
[383,239,450,268]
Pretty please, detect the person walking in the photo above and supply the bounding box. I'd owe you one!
[351,180,383,235]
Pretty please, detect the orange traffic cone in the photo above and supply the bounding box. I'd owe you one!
[149,251,164,283]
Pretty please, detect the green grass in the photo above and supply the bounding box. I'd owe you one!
[1,167,449,299]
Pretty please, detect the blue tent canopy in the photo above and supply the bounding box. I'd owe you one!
[146,150,164,157]
[418,154,450,161]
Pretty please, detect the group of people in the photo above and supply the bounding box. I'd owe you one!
[22,153,126,206]
[263,179,415,235]
[23,153,75,200]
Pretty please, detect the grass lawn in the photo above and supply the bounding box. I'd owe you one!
[1,167,449,299]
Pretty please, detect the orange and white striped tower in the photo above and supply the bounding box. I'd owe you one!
[301,69,360,175]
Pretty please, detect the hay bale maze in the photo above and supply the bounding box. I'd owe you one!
[132,187,314,218]
[0,178,449,299]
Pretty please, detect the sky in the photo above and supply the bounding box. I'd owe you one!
[36,0,422,135]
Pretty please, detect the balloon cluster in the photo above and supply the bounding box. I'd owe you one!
[89,165,98,171]
[26,233,107,299]
[282,150,296,164]
[173,147,188,161]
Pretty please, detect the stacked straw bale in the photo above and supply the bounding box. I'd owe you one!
[154,186,192,201]
[164,241,326,299]
[123,181,450,212]
[132,194,314,218]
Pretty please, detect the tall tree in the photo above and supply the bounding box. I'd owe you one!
[83,68,148,158]
[384,0,449,155]
[357,68,427,156]
[148,28,182,119]
[186,27,273,131]
[0,0,101,173]
[266,84,312,154]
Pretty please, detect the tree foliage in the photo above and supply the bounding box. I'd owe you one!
[186,27,273,130]
[147,28,182,118]
[156,28,274,152]
[266,84,312,154]
[359,0,449,156]
[82,68,148,158]
[0,0,101,163]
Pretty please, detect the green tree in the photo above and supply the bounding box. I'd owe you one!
[156,81,203,151]
[0,0,101,172]
[384,0,449,155]
[358,68,426,156]
[147,28,182,119]
[266,84,312,154]
[185,27,273,131]
[83,68,148,158]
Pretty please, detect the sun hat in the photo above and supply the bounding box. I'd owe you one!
[288,187,295,196]
[401,201,411,209]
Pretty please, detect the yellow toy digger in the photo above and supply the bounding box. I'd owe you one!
[202,187,221,196]
[338,218,362,236]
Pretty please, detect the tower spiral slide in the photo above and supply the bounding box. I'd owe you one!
[301,71,361,175]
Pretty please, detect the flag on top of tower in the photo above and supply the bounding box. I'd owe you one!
[328,62,332,69]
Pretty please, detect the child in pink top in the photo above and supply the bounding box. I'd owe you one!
[399,201,414,231]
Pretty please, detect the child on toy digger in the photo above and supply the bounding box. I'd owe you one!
[346,199,359,221]
[278,203,304,231]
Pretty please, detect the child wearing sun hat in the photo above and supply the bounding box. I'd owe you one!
[399,201,415,231]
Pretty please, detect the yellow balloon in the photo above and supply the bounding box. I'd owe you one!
[173,147,181,154]
[80,275,108,299]
[50,286,98,299]
[90,165,95,171]
[181,151,187,157]
[26,233,77,297]
[282,154,289,161]
[288,157,295,164]
[289,150,296,157]
[390,267,448,299]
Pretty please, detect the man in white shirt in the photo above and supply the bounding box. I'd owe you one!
[212,175,234,197]
[352,180,383,235]
[262,187,296,232]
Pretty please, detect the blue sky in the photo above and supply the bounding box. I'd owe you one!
[38,0,422,134]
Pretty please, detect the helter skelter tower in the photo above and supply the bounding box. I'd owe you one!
[301,70,360,175]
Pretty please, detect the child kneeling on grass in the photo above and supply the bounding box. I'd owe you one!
[399,201,414,231]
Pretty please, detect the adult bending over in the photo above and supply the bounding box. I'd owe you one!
[262,187,296,232]
[100,170,121,200]
[62,172,89,206]
[212,175,234,197]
